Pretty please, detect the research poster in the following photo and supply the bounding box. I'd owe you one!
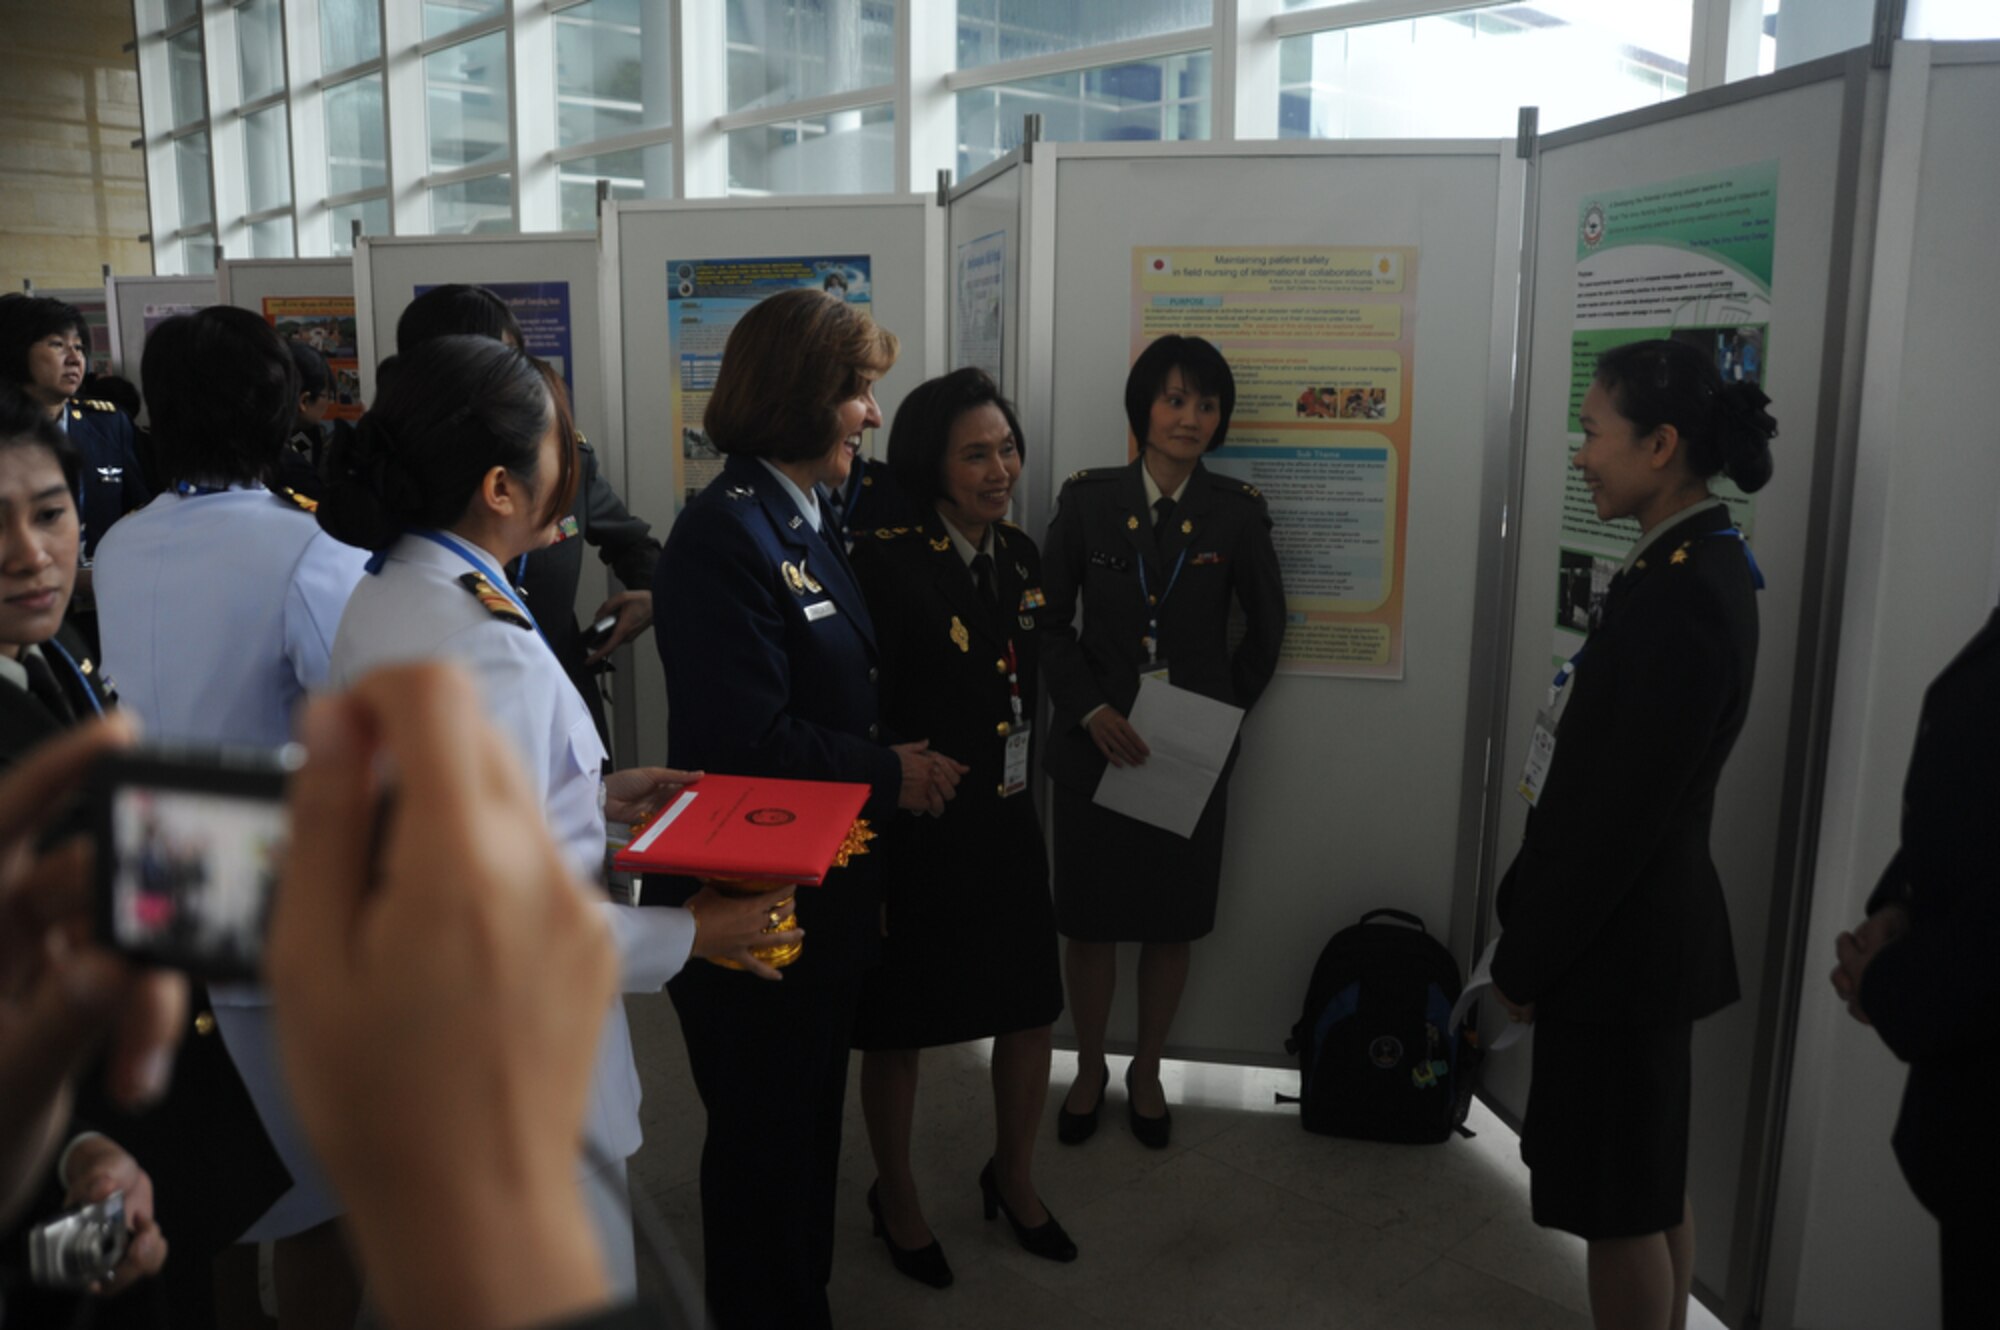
[263,296,363,420]
[1131,245,1418,678]
[954,229,1005,386]
[1553,162,1777,665]
[417,281,574,391]
[141,302,200,336]
[667,255,873,507]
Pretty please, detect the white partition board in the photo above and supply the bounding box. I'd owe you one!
[605,195,946,766]
[1489,59,1869,1315]
[354,233,633,759]
[1032,140,1521,1067]
[1765,43,2000,1330]
[216,257,355,312]
[105,274,217,382]
[946,154,1024,395]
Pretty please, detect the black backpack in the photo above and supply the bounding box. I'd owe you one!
[1282,908,1481,1144]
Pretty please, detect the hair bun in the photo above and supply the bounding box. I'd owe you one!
[1711,381,1777,493]
[316,412,420,551]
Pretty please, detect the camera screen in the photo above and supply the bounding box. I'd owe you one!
[106,783,287,978]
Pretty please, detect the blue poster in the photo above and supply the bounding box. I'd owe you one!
[412,280,573,391]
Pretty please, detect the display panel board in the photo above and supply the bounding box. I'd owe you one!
[604,195,945,766]
[218,259,362,419]
[1486,55,1872,1319]
[1030,140,1521,1070]
[105,274,218,389]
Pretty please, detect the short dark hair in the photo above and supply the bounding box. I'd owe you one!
[287,339,335,400]
[0,380,80,494]
[142,306,299,487]
[1125,335,1235,452]
[0,295,91,388]
[396,284,525,353]
[702,289,898,464]
[318,335,574,553]
[1594,338,1777,494]
[885,367,1025,508]
[83,373,141,419]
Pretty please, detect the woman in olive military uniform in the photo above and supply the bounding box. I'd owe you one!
[1490,339,1776,1330]
[1042,335,1285,1148]
[850,369,1072,1289]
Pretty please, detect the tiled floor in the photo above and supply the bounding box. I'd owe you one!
[623,994,1727,1329]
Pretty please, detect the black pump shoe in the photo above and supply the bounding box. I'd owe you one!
[979,1159,1078,1263]
[867,1182,953,1289]
[1056,1062,1109,1145]
[1125,1064,1172,1150]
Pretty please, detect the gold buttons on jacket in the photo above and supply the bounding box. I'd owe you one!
[996,721,1009,736]
[195,1012,217,1036]
[994,658,1007,674]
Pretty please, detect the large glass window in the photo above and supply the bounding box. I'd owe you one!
[727,1,896,114]
[168,26,207,128]
[1907,0,2000,39]
[165,0,199,28]
[243,104,292,213]
[729,103,894,195]
[956,0,1211,70]
[250,215,295,259]
[322,0,384,72]
[559,146,674,230]
[182,233,218,274]
[426,1,507,42]
[556,0,672,147]
[426,32,511,173]
[431,173,514,234]
[175,131,212,227]
[326,74,388,195]
[958,51,1211,178]
[237,0,287,102]
[1278,2,1690,139]
[330,196,391,254]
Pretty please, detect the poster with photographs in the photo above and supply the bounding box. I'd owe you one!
[264,296,363,420]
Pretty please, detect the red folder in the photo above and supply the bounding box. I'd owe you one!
[612,773,872,885]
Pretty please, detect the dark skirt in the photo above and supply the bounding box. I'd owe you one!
[1050,774,1229,944]
[852,794,1063,1050]
[1521,1016,1693,1240]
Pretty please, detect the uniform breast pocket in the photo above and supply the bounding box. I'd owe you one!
[565,716,606,783]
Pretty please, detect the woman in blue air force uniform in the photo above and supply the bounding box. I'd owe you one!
[1489,338,1776,1330]
[651,288,966,1330]
[313,335,787,1297]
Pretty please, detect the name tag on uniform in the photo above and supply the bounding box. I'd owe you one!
[804,599,838,622]
[1002,722,1032,797]
[1518,709,1558,806]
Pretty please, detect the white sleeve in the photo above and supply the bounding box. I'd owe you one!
[285,533,369,691]
[601,901,697,992]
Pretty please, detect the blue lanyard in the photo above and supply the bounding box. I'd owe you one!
[1135,546,1188,664]
[1548,642,1587,709]
[381,530,550,650]
[42,638,106,719]
[1707,526,1766,590]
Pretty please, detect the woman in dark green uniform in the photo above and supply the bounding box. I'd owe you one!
[1491,339,1776,1330]
[851,369,1071,1289]
[1041,336,1285,1148]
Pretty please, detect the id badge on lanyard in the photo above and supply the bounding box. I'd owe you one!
[1000,641,1030,797]
[1519,647,1584,807]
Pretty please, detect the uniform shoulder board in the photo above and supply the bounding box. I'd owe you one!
[81,398,118,412]
[457,571,534,630]
[866,524,917,541]
[1064,466,1123,486]
[275,486,318,514]
[1215,476,1264,501]
[997,518,1024,532]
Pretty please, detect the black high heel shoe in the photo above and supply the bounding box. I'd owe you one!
[979,1160,1078,1263]
[1125,1064,1172,1150]
[1056,1062,1109,1145]
[867,1182,953,1289]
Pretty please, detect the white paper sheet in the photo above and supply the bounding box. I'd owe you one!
[1091,675,1245,838]
[1448,937,1528,1053]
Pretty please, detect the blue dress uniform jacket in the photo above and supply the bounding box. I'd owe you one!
[1493,503,1757,1023]
[62,397,152,559]
[1039,457,1286,792]
[822,455,917,551]
[1859,607,2000,1224]
[93,485,370,1241]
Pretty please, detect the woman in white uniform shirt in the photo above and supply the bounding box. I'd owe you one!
[314,335,792,1293]
[92,307,372,1327]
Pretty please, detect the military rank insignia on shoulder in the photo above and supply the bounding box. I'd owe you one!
[867,525,914,541]
[1217,476,1263,501]
[275,486,318,514]
[458,571,534,630]
[81,399,118,413]
[1064,466,1122,486]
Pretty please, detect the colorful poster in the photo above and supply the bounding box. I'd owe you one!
[1554,162,1777,664]
[954,230,1005,386]
[667,255,873,507]
[1131,246,1418,678]
[264,296,363,420]
[413,281,574,391]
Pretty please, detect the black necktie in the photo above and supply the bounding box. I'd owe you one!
[823,481,848,532]
[21,651,75,724]
[970,552,995,603]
